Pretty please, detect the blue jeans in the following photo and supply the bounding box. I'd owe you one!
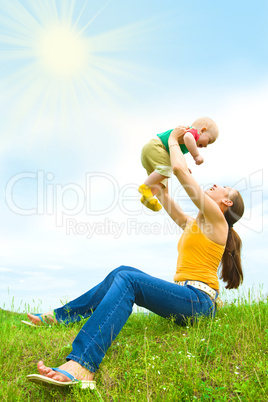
[54,266,216,373]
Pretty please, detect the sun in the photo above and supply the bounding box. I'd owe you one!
[36,23,88,78]
[0,0,152,141]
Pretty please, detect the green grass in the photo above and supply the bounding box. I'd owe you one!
[0,296,267,402]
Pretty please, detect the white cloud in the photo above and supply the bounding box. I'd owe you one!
[0,267,14,272]
[0,271,76,292]
[37,264,64,270]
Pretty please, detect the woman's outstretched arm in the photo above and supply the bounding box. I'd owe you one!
[168,126,224,224]
[157,186,194,229]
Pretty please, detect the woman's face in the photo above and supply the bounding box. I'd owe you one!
[205,184,234,204]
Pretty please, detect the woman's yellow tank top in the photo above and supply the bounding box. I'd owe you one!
[174,220,225,291]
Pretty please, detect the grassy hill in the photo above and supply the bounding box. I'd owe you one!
[0,296,267,401]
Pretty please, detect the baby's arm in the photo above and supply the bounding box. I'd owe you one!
[183,132,204,165]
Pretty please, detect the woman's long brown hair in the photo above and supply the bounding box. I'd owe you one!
[220,191,245,289]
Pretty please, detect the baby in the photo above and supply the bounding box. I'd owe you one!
[138,117,219,211]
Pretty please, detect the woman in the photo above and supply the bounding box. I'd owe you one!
[26,126,244,389]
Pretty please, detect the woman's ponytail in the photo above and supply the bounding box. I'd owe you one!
[220,227,243,289]
[220,190,244,289]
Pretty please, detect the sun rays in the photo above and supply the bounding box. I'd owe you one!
[0,0,153,143]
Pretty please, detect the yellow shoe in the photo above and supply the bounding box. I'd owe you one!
[138,184,154,200]
[140,196,162,212]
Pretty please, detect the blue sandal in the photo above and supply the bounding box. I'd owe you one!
[27,367,96,389]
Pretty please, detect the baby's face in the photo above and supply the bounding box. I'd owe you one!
[196,132,210,148]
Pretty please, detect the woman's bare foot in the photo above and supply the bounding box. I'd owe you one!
[27,311,58,325]
[37,360,94,382]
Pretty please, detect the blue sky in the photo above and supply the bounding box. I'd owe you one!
[0,0,267,312]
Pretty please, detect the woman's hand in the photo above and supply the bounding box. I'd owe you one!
[169,126,189,144]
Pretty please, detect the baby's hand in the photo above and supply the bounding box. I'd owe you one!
[194,155,204,165]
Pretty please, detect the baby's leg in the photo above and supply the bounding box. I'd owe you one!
[140,185,169,212]
[140,172,168,197]
[139,139,171,211]
[139,173,168,212]
[150,183,165,196]
[144,171,168,189]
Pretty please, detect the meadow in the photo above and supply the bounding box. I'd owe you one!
[0,292,267,402]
